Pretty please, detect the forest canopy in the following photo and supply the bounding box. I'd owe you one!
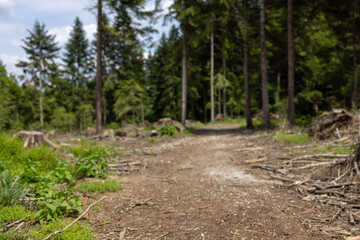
[0,0,359,132]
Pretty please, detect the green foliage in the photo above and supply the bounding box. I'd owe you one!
[30,182,82,221]
[67,140,92,157]
[150,137,156,142]
[77,179,122,194]
[51,107,76,132]
[157,124,176,136]
[274,131,312,145]
[0,171,29,206]
[0,205,31,225]
[29,220,97,240]
[113,78,147,124]
[107,122,120,130]
[75,147,110,179]
[318,145,355,155]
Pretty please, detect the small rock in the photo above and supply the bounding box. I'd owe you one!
[150,130,161,137]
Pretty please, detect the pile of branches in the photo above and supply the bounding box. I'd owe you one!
[307,109,354,140]
[253,140,360,225]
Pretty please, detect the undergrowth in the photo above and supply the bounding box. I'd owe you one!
[274,131,312,144]
[318,145,355,155]
[28,220,97,240]
[0,205,32,225]
[77,179,122,193]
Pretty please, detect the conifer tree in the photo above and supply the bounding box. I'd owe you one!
[63,17,92,131]
[16,21,59,129]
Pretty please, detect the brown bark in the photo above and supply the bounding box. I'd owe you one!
[210,27,215,122]
[223,47,227,116]
[39,60,43,129]
[181,21,188,126]
[287,0,296,126]
[352,3,358,109]
[260,0,270,128]
[96,0,102,134]
[243,0,253,128]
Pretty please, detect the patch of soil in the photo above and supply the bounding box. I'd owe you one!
[75,124,357,239]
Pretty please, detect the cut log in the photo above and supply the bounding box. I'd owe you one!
[17,131,61,150]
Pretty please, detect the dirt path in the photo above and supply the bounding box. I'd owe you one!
[88,125,333,240]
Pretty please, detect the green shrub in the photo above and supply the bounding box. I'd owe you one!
[29,220,97,240]
[77,179,122,194]
[67,140,92,157]
[0,205,31,225]
[274,131,312,144]
[75,147,109,179]
[107,122,120,129]
[0,171,29,206]
[158,124,176,136]
[0,134,63,180]
[30,182,82,222]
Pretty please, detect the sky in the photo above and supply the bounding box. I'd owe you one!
[0,0,173,75]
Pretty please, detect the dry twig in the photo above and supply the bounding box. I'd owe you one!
[41,196,108,240]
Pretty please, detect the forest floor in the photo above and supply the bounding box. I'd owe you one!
[77,124,359,240]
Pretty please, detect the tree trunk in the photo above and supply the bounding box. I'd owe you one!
[287,0,296,126]
[203,86,207,123]
[95,0,102,134]
[181,22,188,126]
[276,72,281,103]
[39,60,43,129]
[103,94,106,129]
[352,3,358,109]
[222,46,227,116]
[243,0,253,128]
[218,88,221,115]
[260,0,271,128]
[141,103,144,123]
[210,27,215,122]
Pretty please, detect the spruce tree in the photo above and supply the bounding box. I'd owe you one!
[63,16,92,131]
[16,21,59,129]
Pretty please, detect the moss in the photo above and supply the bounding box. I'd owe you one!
[29,220,97,240]
[77,179,122,194]
[274,131,312,145]
[0,205,32,225]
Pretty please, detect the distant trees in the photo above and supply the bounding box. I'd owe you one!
[63,17,93,131]
[17,21,60,129]
[287,0,295,126]
[96,0,103,134]
[3,1,360,132]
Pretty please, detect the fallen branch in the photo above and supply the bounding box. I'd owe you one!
[0,218,25,232]
[41,196,108,240]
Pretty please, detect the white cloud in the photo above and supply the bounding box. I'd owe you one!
[84,23,96,42]
[49,23,96,46]
[0,53,25,75]
[17,0,93,13]
[0,0,15,17]
[49,25,72,45]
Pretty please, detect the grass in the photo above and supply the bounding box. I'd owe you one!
[0,205,32,225]
[274,131,312,145]
[318,145,355,155]
[77,179,122,193]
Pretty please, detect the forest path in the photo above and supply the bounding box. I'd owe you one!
[89,124,329,240]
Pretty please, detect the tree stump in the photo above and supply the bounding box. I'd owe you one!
[17,131,61,149]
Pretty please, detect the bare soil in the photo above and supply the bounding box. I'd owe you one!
[80,124,358,240]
